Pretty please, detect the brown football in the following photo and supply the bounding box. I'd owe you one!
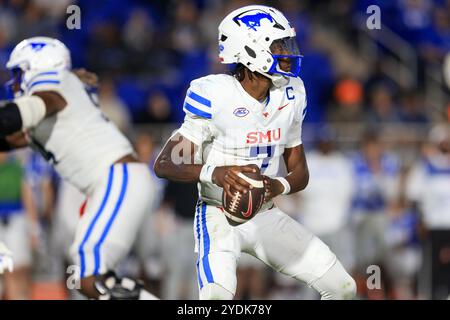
[221,171,265,226]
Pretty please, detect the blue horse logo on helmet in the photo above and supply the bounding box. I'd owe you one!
[28,42,47,52]
[234,11,274,31]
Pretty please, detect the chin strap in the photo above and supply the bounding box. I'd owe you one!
[267,73,290,88]
[254,70,290,88]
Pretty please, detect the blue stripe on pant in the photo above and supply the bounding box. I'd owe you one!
[78,166,114,278]
[93,163,129,275]
[197,201,214,288]
[195,203,204,289]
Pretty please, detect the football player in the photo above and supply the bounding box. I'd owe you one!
[154,5,356,300]
[0,37,158,300]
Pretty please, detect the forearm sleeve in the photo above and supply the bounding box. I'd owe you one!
[0,102,23,137]
[0,137,12,151]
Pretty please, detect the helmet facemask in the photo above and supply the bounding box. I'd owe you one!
[256,37,302,88]
[4,67,24,99]
[268,37,302,78]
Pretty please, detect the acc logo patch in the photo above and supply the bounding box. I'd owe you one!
[233,107,249,117]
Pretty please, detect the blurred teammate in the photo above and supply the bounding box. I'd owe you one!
[0,152,38,299]
[296,127,355,270]
[351,132,400,298]
[406,124,450,299]
[0,37,157,300]
[155,5,356,300]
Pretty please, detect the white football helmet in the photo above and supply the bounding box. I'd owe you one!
[6,36,71,72]
[5,37,71,97]
[218,5,302,87]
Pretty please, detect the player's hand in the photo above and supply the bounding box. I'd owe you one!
[73,68,99,88]
[263,176,284,202]
[212,164,260,198]
[0,242,14,274]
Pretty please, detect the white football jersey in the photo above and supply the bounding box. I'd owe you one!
[22,69,134,194]
[177,74,307,206]
[406,155,450,228]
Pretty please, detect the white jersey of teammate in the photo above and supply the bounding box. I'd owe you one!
[178,73,307,206]
[22,68,133,194]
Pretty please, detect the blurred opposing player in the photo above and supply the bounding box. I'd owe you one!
[0,37,157,300]
[154,5,356,300]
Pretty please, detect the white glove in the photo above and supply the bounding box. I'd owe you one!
[0,242,14,274]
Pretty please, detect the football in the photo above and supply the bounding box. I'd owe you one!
[221,171,266,226]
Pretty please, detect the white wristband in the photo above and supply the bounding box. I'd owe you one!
[15,96,46,129]
[275,177,291,195]
[199,164,216,184]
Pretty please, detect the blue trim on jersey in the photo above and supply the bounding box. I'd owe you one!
[302,106,308,119]
[425,159,450,175]
[264,92,271,108]
[184,102,212,119]
[93,164,128,275]
[79,166,114,278]
[201,202,214,284]
[195,203,204,289]
[27,80,60,91]
[188,91,211,108]
[26,71,59,86]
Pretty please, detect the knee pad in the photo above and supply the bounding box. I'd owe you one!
[311,260,357,300]
[199,283,234,300]
[94,271,158,300]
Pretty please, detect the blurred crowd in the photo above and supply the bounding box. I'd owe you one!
[0,0,449,300]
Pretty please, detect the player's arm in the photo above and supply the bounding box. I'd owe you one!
[264,145,309,200]
[154,132,258,198]
[154,132,203,183]
[0,91,66,140]
[264,89,309,201]
[282,144,309,192]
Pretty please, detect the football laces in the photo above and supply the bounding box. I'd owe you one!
[229,191,241,213]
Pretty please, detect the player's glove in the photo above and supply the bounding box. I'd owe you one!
[0,242,14,274]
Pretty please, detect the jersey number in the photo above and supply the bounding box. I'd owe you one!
[250,145,275,172]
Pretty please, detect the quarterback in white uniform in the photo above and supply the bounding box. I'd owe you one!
[0,37,157,299]
[155,5,356,300]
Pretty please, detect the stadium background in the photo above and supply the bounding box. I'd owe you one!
[0,0,449,300]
